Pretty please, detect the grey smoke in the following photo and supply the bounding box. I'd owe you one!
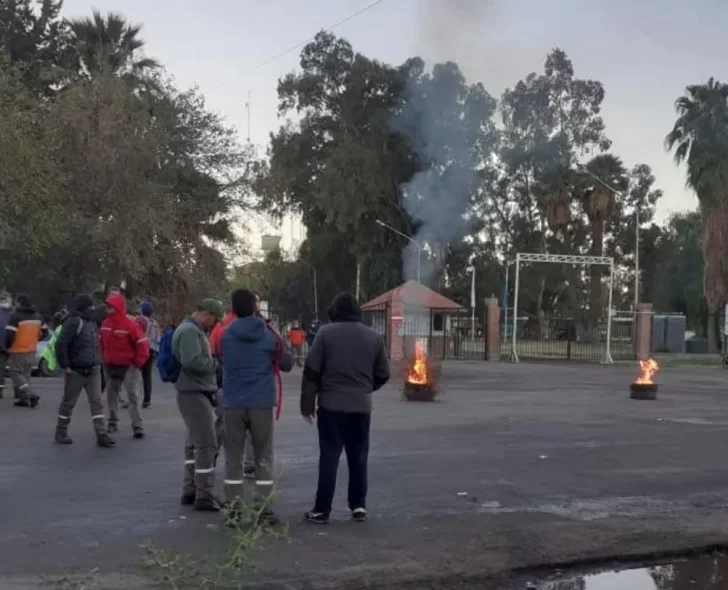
[392,60,482,285]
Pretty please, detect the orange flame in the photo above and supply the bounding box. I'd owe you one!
[635,358,659,384]
[407,340,428,385]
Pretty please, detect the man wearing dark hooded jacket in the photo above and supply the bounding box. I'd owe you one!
[54,294,115,448]
[301,292,390,524]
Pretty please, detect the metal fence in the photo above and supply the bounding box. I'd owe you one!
[400,306,487,361]
[362,303,389,350]
[500,310,636,362]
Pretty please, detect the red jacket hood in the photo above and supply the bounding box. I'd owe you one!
[105,294,127,317]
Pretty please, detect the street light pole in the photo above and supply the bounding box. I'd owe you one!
[469,266,476,338]
[576,163,639,311]
[375,219,421,283]
[634,207,640,307]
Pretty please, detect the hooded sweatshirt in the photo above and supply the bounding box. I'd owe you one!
[221,315,293,410]
[301,292,390,416]
[100,294,149,368]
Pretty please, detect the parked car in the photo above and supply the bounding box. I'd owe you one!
[2,331,60,379]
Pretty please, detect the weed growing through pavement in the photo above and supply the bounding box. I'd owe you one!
[140,488,289,589]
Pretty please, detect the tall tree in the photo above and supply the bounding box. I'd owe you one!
[0,0,69,93]
[256,31,416,300]
[579,153,628,324]
[68,10,159,79]
[0,59,68,291]
[666,77,728,351]
[497,48,611,333]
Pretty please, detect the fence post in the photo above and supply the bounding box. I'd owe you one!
[635,303,653,360]
[485,296,500,361]
[389,296,405,361]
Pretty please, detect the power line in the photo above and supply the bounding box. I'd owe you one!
[239,0,388,77]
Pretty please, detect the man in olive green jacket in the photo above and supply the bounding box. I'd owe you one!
[173,299,223,511]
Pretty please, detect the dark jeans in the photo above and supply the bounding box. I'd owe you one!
[141,352,157,404]
[313,407,371,515]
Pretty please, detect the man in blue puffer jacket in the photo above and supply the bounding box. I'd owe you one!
[221,289,292,524]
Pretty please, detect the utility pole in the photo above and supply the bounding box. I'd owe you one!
[245,91,251,143]
[634,207,640,308]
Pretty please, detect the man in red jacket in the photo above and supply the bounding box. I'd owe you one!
[100,293,150,438]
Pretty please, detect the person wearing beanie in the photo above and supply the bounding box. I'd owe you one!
[5,293,47,408]
[301,292,390,525]
[54,294,115,447]
[136,300,160,408]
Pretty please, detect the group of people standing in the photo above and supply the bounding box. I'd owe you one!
[172,289,390,526]
[0,288,161,447]
[1,285,391,526]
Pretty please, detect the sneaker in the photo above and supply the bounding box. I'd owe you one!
[352,508,367,522]
[142,400,150,409]
[54,431,73,445]
[108,423,118,434]
[96,433,116,448]
[304,511,329,524]
[133,426,145,439]
[194,496,222,512]
[180,492,196,506]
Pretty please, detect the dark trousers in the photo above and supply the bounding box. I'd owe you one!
[141,352,156,404]
[314,407,371,515]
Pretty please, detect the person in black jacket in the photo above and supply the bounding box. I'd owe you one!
[301,292,390,524]
[54,293,115,448]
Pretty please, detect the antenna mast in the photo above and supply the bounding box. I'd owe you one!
[245,91,251,143]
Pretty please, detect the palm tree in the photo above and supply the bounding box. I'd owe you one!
[68,10,159,79]
[666,77,728,352]
[580,154,628,331]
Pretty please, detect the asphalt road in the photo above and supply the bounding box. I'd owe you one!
[2,362,728,589]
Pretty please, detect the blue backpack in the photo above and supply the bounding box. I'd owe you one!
[157,327,181,383]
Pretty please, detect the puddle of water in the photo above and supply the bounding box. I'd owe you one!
[533,554,728,589]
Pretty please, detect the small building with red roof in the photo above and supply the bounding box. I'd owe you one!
[361,280,464,359]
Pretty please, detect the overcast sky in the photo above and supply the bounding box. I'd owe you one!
[63,0,728,248]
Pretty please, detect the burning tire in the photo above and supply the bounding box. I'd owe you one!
[630,358,659,400]
[630,383,658,400]
[402,340,440,402]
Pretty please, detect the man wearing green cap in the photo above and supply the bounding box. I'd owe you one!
[173,298,224,511]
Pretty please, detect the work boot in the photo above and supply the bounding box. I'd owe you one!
[194,495,223,512]
[180,492,196,506]
[54,427,73,445]
[13,399,30,408]
[96,433,116,448]
[133,426,145,439]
